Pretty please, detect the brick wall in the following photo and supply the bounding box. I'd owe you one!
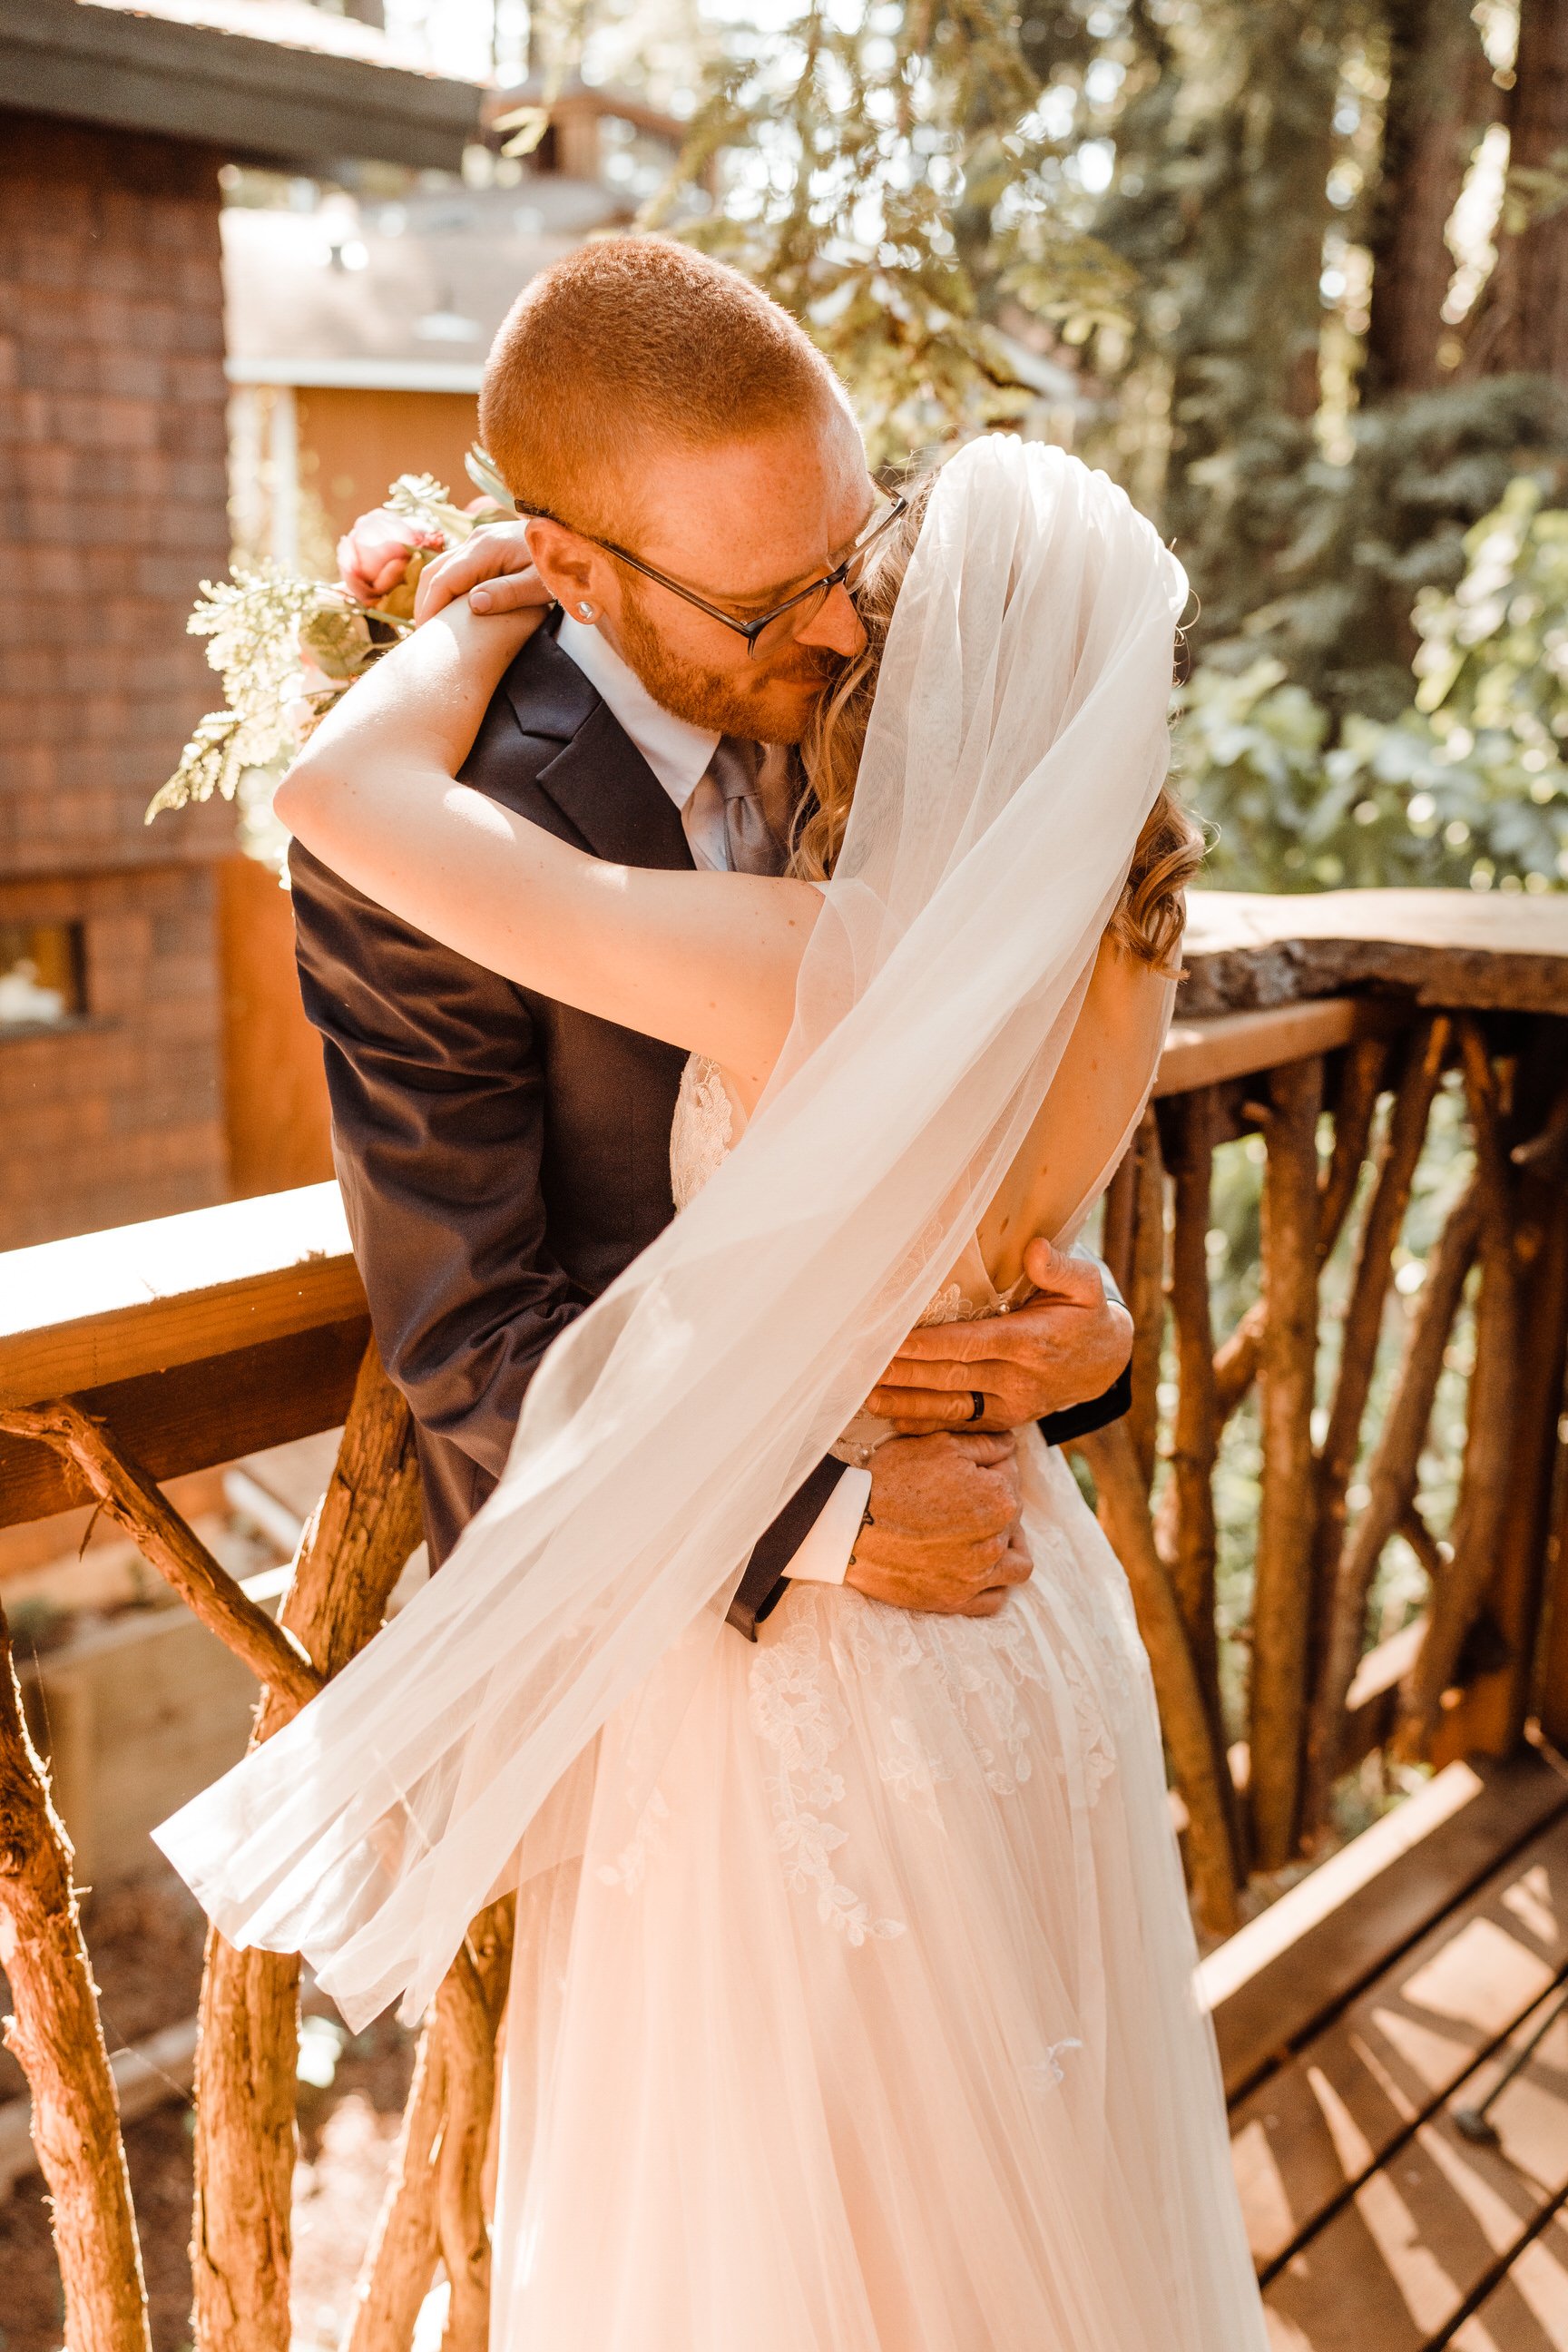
[0,867,226,1248]
[0,110,235,1245]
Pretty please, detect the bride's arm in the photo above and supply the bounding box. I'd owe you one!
[273,603,821,1105]
[975,934,1173,1295]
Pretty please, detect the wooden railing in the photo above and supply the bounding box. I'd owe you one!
[1,887,1566,2349]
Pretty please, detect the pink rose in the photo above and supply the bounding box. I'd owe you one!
[337,507,445,604]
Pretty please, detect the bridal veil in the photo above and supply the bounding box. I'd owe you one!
[155,436,1188,2030]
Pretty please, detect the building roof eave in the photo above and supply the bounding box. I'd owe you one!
[226,355,485,395]
[0,0,485,173]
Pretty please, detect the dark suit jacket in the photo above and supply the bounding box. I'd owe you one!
[291,622,1131,1637]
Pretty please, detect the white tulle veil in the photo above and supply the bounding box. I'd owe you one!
[154,437,1187,2030]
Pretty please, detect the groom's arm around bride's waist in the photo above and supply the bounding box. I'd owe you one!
[289,828,854,1641]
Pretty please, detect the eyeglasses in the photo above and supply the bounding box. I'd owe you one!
[528,493,910,659]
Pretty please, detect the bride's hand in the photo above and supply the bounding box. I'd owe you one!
[414,521,554,623]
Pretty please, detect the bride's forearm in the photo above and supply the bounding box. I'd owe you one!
[275,601,542,844]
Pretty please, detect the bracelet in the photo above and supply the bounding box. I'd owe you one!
[848,1500,875,1564]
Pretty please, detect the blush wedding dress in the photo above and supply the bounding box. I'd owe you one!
[156,438,1267,2348]
[484,1055,1267,2349]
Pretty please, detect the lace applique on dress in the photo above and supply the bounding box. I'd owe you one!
[834,1598,1047,1802]
[1025,2036,1085,2089]
[670,1054,735,1211]
[1059,1647,1116,1805]
[922,1279,985,1328]
[748,1616,906,1944]
[594,1788,671,1895]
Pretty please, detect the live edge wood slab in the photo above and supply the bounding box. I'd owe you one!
[1180,888,1568,1020]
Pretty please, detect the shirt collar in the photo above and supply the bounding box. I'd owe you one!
[554,612,720,810]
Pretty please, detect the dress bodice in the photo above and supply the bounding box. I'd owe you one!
[671,1055,1028,1473]
[671,1055,1024,1319]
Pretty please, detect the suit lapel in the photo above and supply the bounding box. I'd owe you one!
[502,623,694,875]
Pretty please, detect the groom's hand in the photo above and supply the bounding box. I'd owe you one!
[867,1239,1132,1433]
[845,1431,1030,1617]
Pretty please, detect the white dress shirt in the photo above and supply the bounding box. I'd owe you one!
[555,614,867,1588]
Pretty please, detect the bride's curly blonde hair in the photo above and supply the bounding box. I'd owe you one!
[791,469,1203,976]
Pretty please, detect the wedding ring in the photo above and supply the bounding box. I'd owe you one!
[967,1390,986,1422]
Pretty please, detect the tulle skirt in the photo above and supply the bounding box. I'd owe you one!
[490,1433,1267,2351]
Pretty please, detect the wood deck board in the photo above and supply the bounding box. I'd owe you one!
[1205,1752,1568,2100]
[1230,1809,1568,2270]
[1230,1786,1568,2350]
[1455,2211,1568,2349]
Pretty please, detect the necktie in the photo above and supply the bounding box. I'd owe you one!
[681,737,790,877]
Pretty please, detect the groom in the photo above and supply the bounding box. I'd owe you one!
[303,238,1133,1637]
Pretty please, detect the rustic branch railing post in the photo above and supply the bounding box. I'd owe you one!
[1397,1024,1522,1756]
[1165,1088,1225,1740]
[1437,1051,1568,1762]
[1126,1110,1167,1488]
[338,1896,514,2352]
[0,1603,152,2352]
[1303,1180,1481,1829]
[433,1906,515,2349]
[1247,1055,1324,1867]
[1210,1033,1390,1432]
[1074,1420,1241,1932]
[191,1341,423,2352]
[0,1401,320,1710]
[1307,1018,1448,1708]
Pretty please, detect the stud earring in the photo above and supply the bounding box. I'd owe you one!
[578,601,593,619]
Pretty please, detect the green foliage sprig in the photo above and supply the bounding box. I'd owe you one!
[149,462,515,866]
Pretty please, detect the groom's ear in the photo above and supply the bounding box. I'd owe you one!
[525,518,604,621]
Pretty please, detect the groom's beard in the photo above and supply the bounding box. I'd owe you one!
[616,585,842,745]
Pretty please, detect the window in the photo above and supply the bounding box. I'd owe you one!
[0,922,85,1032]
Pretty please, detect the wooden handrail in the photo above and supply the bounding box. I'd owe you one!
[1152,997,1398,1097]
[0,1182,363,1408]
[0,996,1389,1418]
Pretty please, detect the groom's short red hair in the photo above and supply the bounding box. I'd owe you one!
[479,237,848,535]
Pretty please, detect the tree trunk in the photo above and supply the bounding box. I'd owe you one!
[0,1605,152,2352]
[1491,0,1568,379]
[191,1345,424,2352]
[1364,0,1497,397]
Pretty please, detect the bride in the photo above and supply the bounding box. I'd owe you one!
[157,435,1267,2349]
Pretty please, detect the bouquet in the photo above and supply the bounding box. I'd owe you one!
[148,447,517,867]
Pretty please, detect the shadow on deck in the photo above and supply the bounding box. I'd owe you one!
[1219,1746,1568,2348]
